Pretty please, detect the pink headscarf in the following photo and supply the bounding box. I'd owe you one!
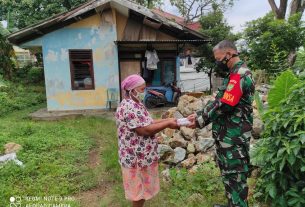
[121,74,145,92]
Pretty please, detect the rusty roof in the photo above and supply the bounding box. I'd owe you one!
[7,0,209,45]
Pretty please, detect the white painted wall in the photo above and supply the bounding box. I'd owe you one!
[179,57,210,92]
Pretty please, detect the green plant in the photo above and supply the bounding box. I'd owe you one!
[252,71,305,207]
[268,70,300,109]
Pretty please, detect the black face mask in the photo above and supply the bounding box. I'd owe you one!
[214,54,238,77]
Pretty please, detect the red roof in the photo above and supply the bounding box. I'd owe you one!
[152,9,202,32]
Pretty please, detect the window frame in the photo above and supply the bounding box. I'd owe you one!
[69,49,95,91]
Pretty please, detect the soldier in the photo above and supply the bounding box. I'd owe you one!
[188,40,255,207]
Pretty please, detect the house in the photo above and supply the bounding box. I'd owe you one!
[8,0,209,111]
[13,46,37,67]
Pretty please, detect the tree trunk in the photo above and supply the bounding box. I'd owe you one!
[268,0,288,19]
[290,0,305,16]
[288,50,297,66]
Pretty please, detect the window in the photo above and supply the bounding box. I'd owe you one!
[69,49,95,90]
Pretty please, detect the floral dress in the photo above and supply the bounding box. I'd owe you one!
[115,98,160,201]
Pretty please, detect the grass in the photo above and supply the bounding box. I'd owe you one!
[0,86,267,207]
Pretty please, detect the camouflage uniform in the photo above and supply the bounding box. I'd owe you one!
[196,61,255,207]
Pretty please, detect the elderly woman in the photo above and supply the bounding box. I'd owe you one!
[115,74,178,207]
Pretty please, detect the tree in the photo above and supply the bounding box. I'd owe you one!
[268,0,305,65]
[195,4,237,93]
[169,0,234,23]
[268,0,305,19]
[243,12,305,74]
[0,32,14,80]
[0,0,89,29]
[133,0,162,8]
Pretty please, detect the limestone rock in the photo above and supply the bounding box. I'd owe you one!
[161,168,171,182]
[169,133,187,148]
[188,165,200,174]
[187,143,196,154]
[252,118,263,139]
[161,107,177,119]
[4,142,22,154]
[196,152,212,164]
[196,128,212,138]
[180,126,196,140]
[173,147,186,163]
[194,138,215,153]
[157,144,174,160]
[181,156,196,168]
[164,128,175,138]
[177,95,203,116]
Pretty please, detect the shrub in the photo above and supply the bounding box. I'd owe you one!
[0,77,45,116]
[252,70,305,207]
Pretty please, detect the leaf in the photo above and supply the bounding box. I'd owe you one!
[287,153,296,166]
[268,70,299,109]
[269,183,277,198]
[301,166,305,172]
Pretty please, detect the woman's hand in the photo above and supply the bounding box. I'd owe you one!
[167,118,179,129]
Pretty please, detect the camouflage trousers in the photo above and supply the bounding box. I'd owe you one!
[216,143,250,207]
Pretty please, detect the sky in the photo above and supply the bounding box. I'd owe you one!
[161,0,273,33]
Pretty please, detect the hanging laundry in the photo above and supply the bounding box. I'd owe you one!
[145,49,159,70]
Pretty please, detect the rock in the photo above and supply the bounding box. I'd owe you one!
[157,144,174,160]
[194,138,215,153]
[181,156,197,168]
[169,133,187,148]
[252,118,263,139]
[200,95,214,106]
[161,107,177,119]
[177,95,203,116]
[4,142,22,154]
[173,147,186,163]
[164,128,175,138]
[161,168,171,182]
[188,165,200,174]
[196,128,212,138]
[196,152,212,164]
[180,126,196,140]
[188,153,195,158]
[174,111,184,119]
[187,143,196,154]
[262,95,268,103]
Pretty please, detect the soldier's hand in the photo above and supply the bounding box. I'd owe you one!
[187,113,197,129]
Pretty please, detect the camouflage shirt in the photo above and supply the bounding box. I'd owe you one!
[196,61,255,174]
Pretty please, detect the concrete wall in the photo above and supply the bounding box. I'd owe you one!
[22,13,119,111]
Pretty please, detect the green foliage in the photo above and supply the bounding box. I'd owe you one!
[254,91,264,119]
[166,163,226,206]
[0,107,116,206]
[252,72,305,207]
[169,0,234,23]
[12,64,44,84]
[195,4,237,92]
[0,0,88,29]
[293,48,305,73]
[0,79,45,116]
[243,12,305,73]
[268,70,299,109]
[133,0,162,8]
[0,32,14,80]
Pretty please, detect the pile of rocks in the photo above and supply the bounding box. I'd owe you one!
[157,95,216,172]
[157,88,267,172]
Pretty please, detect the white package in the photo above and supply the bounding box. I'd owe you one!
[177,118,192,126]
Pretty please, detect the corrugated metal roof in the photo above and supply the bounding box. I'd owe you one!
[7,0,209,45]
